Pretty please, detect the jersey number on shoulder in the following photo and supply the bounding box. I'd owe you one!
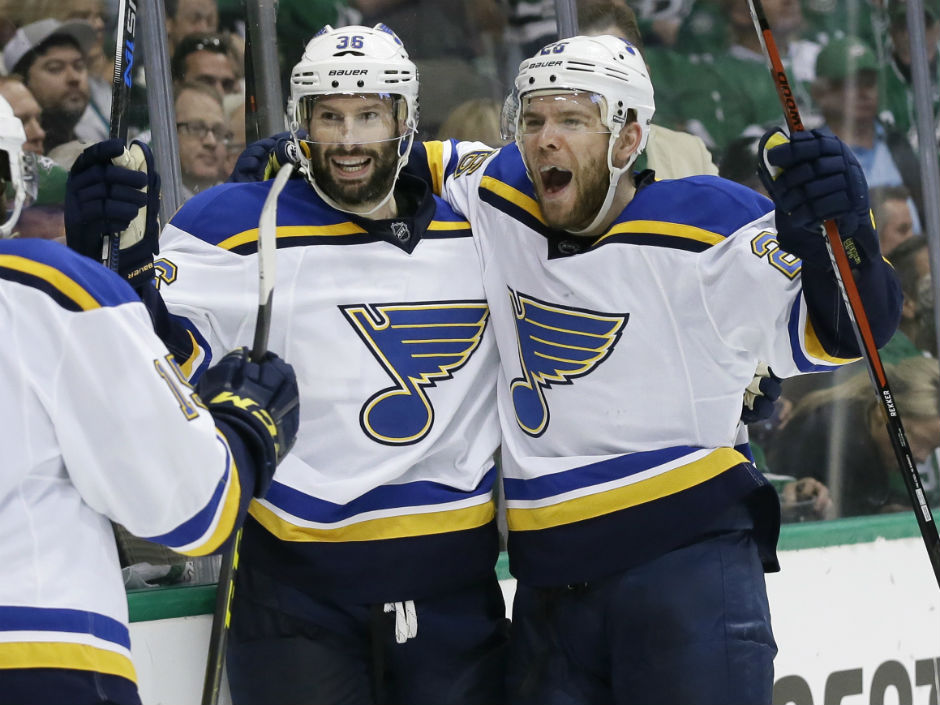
[751,230,801,279]
[455,150,496,179]
[341,301,490,445]
[509,290,628,437]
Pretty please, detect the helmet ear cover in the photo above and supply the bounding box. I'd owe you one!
[0,93,33,238]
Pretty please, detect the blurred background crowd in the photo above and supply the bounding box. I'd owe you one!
[1,0,938,579]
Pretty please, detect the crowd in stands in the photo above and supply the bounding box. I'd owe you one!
[1,0,937,549]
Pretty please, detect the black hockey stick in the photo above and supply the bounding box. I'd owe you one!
[102,0,138,271]
[747,0,940,588]
[201,163,293,705]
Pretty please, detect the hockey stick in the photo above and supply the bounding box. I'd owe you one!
[200,163,294,705]
[102,0,138,271]
[747,0,940,588]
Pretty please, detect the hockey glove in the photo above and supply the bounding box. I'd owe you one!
[196,348,300,497]
[65,138,161,289]
[757,128,879,269]
[741,362,782,425]
[227,130,303,183]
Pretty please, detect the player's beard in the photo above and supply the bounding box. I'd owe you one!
[535,149,611,233]
[310,139,400,211]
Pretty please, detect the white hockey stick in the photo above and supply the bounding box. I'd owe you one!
[201,162,294,705]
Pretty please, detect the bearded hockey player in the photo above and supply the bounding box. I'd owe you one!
[65,24,506,705]
[406,34,903,705]
[0,94,300,705]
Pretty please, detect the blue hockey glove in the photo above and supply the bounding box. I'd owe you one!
[65,138,161,289]
[741,362,782,425]
[196,348,300,497]
[757,128,879,269]
[227,130,303,182]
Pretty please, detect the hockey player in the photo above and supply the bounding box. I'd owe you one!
[0,96,300,705]
[401,35,903,704]
[65,25,506,705]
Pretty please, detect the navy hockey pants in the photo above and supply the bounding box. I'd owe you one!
[226,566,510,705]
[506,529,777,705]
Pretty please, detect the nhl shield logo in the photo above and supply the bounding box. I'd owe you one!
[391,222,410,242]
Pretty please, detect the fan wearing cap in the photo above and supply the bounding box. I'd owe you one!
[408,34,902,704]
[880,0,940,140]
[2,18,96,153]
[64,24,506,705]
[811,35,924,229]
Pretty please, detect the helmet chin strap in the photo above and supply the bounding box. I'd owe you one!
[569,134,638,237]
[301,131,415,218]
[0,188,26,239]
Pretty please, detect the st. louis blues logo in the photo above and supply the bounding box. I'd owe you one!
[341,301,490,445]
[509,289,627,437]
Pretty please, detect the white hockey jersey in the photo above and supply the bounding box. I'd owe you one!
[155,173,500,602]
[0,239,250,694]
[416,140,864,587]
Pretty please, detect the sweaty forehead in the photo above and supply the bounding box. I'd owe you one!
[312,94,395,112]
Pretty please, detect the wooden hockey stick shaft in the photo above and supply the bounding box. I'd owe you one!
[747,0,940,588]
[200,163,293,705]
[102,0,138,271]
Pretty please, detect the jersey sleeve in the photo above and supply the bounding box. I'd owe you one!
[47,298,262,555]
[696,211,861,378]
[152,217,259,382]
[409,139,497,218]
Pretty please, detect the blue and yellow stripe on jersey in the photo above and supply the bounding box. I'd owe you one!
[787,295,859,372]
[0,606,136,682]
[504,446,747,531]
[249,465,497,542]
[141,431,241,556]
[0,239,137,312]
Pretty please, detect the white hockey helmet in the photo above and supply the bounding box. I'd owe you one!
[511,35,655,234]
[288,23,419,215]
[0,94,34,238]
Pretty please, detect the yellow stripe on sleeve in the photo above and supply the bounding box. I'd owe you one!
[594,220,726,247]
[178,443,242,556]
[479,176,546,224]
[0,255,101,310]
[424,140,445,196]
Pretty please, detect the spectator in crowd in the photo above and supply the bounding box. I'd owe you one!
[437,97,505,145]
[811,36,925,225]
[767,356,940,517]
[578,0,719,178]
[171,32,241,98]
[174,82,230,197]
[16,0,112,142]
[2,19,95,153]
[871,184,918,256]
[165,0,219,54]
[884,235,935,361]
[719,132,767,194]
[879,0,940,142]
[0,76,46,154]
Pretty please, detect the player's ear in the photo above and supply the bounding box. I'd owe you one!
[611,122,642,169]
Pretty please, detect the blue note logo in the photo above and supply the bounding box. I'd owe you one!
[509,289,627,437]
[341,301,490,445]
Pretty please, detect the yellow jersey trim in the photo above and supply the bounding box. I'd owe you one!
[0,642,136,681]
[427,220,471,231]
[507,447,746,531]
[180,445,242,556]
[0,254,101,311]
[424,140,445,196]
[248,498,495,543]
[480,176,546,225]
[594,220,726,247]
[217,223,369,251]
[803,311,860,365]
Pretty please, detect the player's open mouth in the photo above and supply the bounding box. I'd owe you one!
[331,156,372,178]
[539,166,572,195]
